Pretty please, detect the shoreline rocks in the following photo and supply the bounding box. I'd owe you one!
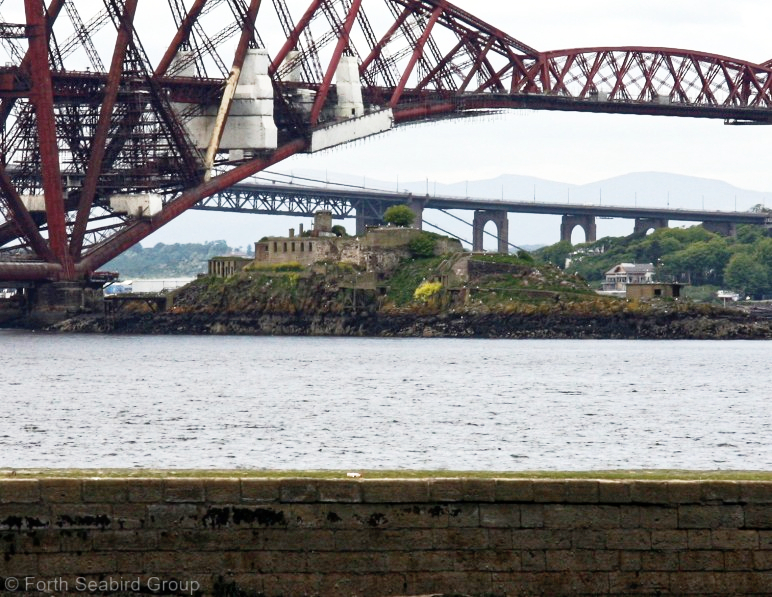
[49,307,772,340]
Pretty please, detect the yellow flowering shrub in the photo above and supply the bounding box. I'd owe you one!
[413,280,443,302]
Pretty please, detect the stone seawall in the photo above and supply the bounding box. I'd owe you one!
[2,477,772,596]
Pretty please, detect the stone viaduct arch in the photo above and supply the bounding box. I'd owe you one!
[473,210,509,253]
[634,218,669,236]
[560,216,597,245]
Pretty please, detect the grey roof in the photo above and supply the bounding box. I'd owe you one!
[606,263,655,275]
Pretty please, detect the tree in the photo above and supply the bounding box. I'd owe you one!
[664,238,730,286]
[383,205,416,227]
[736,224,765,245]
[725,252,768,299]
[331,224,347,237]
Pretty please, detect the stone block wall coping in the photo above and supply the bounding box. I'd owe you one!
[2,478,772,506]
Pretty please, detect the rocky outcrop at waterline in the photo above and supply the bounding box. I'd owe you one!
[51,304,772,339]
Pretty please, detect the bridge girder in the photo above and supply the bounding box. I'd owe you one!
[1,1,772,282]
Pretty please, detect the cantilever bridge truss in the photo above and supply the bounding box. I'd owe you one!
[2,0,772,283]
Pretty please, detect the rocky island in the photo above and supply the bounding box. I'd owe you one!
[47,211,772,339]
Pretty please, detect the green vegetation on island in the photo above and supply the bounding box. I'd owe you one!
[537,220,772,300]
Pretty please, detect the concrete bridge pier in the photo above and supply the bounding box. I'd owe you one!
[406,197,426,230]
[560,215,597,245]
[634,217,669,236]
[703,221,738,237]
[473,210,509,253]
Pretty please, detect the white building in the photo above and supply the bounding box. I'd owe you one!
[602,263,656,292]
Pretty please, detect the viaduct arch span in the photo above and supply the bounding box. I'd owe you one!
[2,0,772,287]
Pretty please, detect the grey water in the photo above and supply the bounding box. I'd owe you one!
[1,330,770,471]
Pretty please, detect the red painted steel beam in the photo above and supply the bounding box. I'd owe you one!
[393,101,456,123]
[390,5,444,108]
[155,0,210,77]
[76,139,307,275]
[391,0,538,57]
[458,36,494,92]
[359,6,411,77]
[269,0,323,75]
[70,0,138,258]
[0,166,55,261]
[0,261,62,281]
[24,0,73,277]
[0,0,65,126]
[309,0,362,125]
[415,37,466,91]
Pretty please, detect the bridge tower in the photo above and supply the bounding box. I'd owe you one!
[473,210,509,253]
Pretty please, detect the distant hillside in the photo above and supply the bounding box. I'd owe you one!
[104,240,241,278]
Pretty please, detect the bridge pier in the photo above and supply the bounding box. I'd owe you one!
[354,200,386,236]
[634,218,669,236]
[407,197,426,230]
[703,221,737,237]
[473,210,509,253]
[22,281,104,327]
[560,215,597,245]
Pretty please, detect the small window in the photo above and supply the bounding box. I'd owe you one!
[654,289,662,297]
[291,242,296,252]
[300,243,305,252]
[273,242,278,252]
[283,242,287,252]
[308,242,313,251]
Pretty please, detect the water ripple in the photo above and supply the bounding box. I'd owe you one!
[1,331,772,470]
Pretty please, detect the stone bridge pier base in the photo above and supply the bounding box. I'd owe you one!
[473,210,509,253]
[634,218,669,236]
[560,215,597,244]
[703,221,737,237]
[27,281,104,326]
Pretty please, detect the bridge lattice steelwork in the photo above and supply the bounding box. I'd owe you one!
[1,1,772,282]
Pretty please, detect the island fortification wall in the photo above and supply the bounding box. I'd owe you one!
[2,477,772,596]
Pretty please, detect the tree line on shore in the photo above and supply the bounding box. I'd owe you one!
[537,221,772,300]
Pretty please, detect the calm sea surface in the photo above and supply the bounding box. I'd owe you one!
[1,330,770,471]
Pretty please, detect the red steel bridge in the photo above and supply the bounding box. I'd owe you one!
[2,0,772,285]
